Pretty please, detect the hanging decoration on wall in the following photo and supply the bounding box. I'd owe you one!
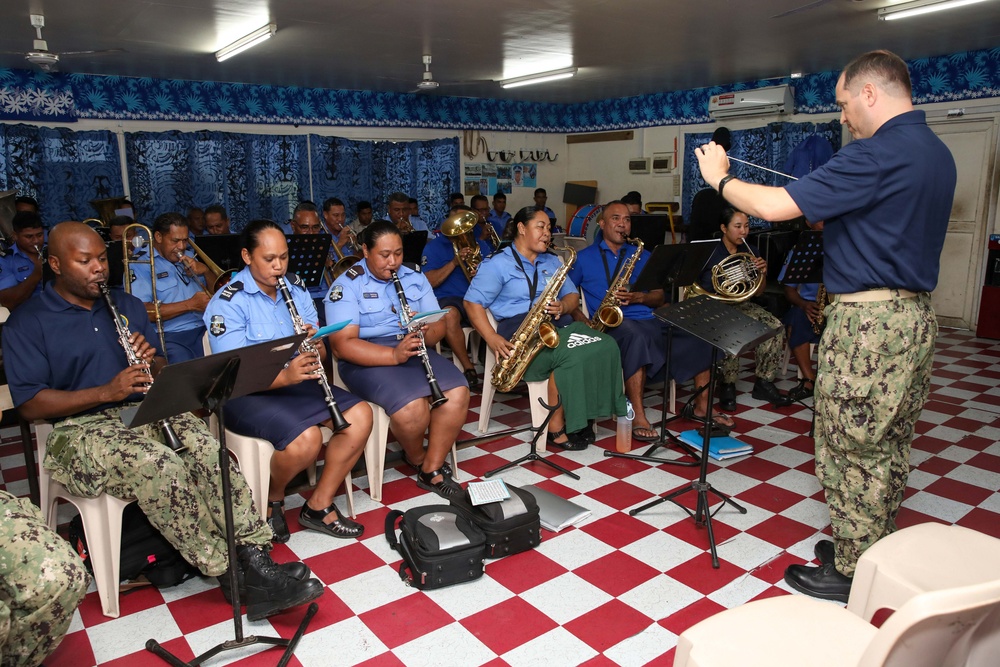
[464,162,537,196]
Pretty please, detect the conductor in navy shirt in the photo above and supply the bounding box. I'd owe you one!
[696,50,956,603]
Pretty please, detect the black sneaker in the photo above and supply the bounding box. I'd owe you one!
[238,546,324,621]
[752,379,793,407]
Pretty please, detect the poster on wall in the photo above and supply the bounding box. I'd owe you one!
[465,162,536,195]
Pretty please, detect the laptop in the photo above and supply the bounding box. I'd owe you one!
[521,484,591,532]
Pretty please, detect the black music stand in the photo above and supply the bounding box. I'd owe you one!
[605,241,719,466]
[629,296,779,568]
[127,334,321,667]
[192,234,243,274]
[484,396,580,480]
[402,231,429,265]
[779,231,824,285]
[286,233,331,289]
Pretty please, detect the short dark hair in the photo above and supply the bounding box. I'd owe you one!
[719,207,746,228]
[449,204,473,215]
[621,192,642,207]
[109,215,133,229]
[205,204,228,219]
[534,188,547,197]
[470,195,488,209]
[322,197,345,212]
[356,200,372,213]
[448,192,464,203]
[152,212,187,236]
[362,219,401,249]
[15,195,39,211]
[492,192,506,201]
[408,198,418,205]
[241,219,283,253]
[388,192,409,205]
[12,211,43,232]
[294,201,319,215]
[842,49,912,96]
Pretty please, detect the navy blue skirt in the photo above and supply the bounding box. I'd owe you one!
[783,305,821,348]
[163,326,207,364]
[438,296,470,326]
[605,317,711,385]
[338,336,467,415]
[224,381,363,450]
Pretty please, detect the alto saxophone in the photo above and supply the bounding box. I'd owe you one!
[590,238,644,333]
[492,246,576,393]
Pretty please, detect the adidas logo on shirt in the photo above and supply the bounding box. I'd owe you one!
[566,332,602,349]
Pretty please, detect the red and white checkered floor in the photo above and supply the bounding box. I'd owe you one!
[2,327,998,666]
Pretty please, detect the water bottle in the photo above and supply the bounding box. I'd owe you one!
[616,400,635,453]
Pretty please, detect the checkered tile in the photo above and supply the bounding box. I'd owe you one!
[3,328,999,666]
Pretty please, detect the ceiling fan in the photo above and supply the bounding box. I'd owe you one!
[1,14,124,72]
[406,54,493,94]
[771,0,867,19]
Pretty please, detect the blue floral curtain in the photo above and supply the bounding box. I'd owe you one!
[124,131,310,230]
[682,120,842,228]
[309,136,459,228]
[0,123,122,225]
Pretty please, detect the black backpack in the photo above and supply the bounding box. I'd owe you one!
[68,503,199,588]
[450,484,541,558]
[384,505,486,590]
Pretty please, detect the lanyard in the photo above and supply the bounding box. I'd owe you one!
[601,245,626,288]
[511,249,539,302]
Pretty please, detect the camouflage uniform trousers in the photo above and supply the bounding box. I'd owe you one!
[43,406,272,578]
[1,491,90,667]
[814,292,937,577]
[720,301,787,384]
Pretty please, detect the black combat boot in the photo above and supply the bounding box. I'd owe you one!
[217,557,312,606]
[237,545,324,621]
[752,379,793,407]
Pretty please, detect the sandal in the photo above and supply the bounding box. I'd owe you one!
[416,466,463,498]
[299,501,364,539]
[787,379,815,402]
[681,402,735,434]
[548,427,587,451]
[463,367,479,388]
[267,500,290,544]
[400,450,423,474]
[632,425,658,442]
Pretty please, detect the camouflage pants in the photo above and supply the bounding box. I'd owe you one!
[43,407,272,577]
[1,491,89,667]
[814,292,937,577]
[720,301,787,384]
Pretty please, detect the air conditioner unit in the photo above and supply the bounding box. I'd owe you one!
[708,85,794,119]
[628,157,650,174]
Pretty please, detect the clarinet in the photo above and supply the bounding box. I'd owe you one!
[98,283,187,454]
[275,276,350,432]
[389,270,447,408]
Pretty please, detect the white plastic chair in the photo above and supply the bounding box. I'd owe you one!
[35,421,135,619]
[436,326,478,372]
[848,523,1000,622]
[674,578,1000,667]
[477,310,551,448]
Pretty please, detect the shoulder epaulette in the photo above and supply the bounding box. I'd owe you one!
[219,281,244,301]
[287,272,305,288]
[345,264,364,280]
[402,261,421,273]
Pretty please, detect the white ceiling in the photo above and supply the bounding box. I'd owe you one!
[1,0,999,105]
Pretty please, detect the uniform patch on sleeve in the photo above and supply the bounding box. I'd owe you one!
[346,265,364,280]
[210,315,226,336]
[219,280,244,301]
[327,284,343,302]
[421,255,428,266]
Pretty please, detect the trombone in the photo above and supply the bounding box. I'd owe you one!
[121,222,170,363]
[186,237,233,292]
[324,233,360,286]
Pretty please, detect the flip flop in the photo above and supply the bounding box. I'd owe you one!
[632,425,658,442]
[682,402,736,430]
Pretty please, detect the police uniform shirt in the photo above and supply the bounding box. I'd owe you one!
[203,266,316,353]
[128,248,206,333]
[325,262,440,340]
[569,240,654,322]
[421,233,492,300]
[785,110,956,294]
[4,285,156,413]
[465,246,576,321]
[0,245,41,294]
[487,210,511,240]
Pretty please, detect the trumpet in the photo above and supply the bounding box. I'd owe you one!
[276,276,350,432]
[390,270,447,407]
[99,282,186,454]
[121,223,170,363]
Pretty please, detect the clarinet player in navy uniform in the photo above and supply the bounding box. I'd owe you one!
[696,50,956,603]
[325,220,470,499]
[204,220,372,543]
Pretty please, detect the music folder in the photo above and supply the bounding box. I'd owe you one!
[121,333,306,429]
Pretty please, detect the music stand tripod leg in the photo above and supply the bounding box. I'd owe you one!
[484,396,581,480]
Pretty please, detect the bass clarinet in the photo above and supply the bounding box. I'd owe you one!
[275,276,350,432]
[98,283,187,454]
[389,270,447,407]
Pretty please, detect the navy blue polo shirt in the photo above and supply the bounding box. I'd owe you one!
[4,285,157,413]
[697,240,760,294]
[785,110,956,294]
[569,240,654,321]
[422,233,492,300]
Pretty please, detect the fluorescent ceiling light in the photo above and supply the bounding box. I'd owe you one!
[499,67,577,89]
[215,23,276,62]
[878,0,993,21]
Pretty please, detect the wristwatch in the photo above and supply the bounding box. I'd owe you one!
[718,175,736,199]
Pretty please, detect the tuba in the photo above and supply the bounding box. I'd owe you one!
[492,246,576,393]
[590,238,644,332]
[441,210,483,281]
[90,196,131,225]
[121,223,169,362]
[685,241,764,303]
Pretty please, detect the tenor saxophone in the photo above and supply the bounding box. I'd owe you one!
[590,238,644,333]
[491,246,576,393]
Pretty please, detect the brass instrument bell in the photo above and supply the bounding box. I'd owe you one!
[441,210,483,281]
